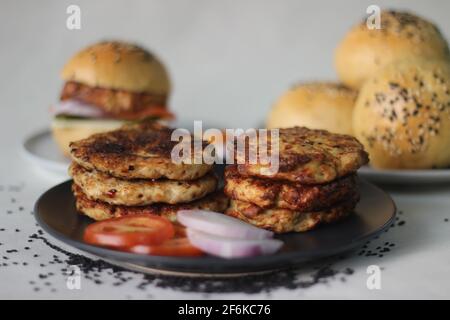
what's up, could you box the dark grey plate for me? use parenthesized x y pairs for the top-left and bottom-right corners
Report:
(34, 178), (396, 275)
(358, 165), (450, 184)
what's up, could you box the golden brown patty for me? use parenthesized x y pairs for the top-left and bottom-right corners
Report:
(70, 122), (213, 180)
(226, 197), (357, 233)
(236, 126), (369, 184)
(60, 81), (172, 120)
(70, 163), (218, 206)
(73, 183), (229, 221)
(224, 165), (358, 211)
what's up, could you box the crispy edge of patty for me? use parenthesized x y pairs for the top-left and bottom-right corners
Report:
(73, 183), (229, 221)
(235, 127), (369, 184)
(225, 196), (358, 233)
(70, 163), (218, 206)
(70, 122), (213, 180)
(224, 165), (358, 211)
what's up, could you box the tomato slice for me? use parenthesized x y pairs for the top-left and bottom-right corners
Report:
(84, 214), (175, 248)
(173, 223), (187, 237)
(127, 237), (204, 257)
(111, 106), (175, 121)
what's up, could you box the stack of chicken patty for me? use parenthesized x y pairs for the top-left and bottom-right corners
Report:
(69, 122), (228, 221)
(225, 127), (369, 233)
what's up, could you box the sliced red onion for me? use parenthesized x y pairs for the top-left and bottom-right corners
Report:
(50, 100), (105, 118)
(177, 210), (273, 240)
(187, 229), (283, 259)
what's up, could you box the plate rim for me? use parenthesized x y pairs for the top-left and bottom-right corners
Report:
(34, 179), (396, 274)
(22, 128), (70, 174)
(359, 165), (450, 177)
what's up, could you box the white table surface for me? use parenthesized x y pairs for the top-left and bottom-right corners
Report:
(1, 0), (450, 299)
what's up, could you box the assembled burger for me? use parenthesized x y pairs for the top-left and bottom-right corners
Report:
(51, 40), (173, 156)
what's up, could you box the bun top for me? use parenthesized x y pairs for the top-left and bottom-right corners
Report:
(335, 10), (450, 89)
(277, 82), (356, 102)
(61, 41), (170, 94)
(266, 82), (357, 135)
(353, 58), (450, 168)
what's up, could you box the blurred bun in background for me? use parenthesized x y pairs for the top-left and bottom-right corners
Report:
(52, 40), (173, 156)
(335, 10), (450, 89)
(61, 41), (170, 95)
(353, 58), (450, 169)
(266, 82), (357, 135)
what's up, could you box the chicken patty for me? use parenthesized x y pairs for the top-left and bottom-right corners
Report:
(224, 165), (358, 211)
(61, 81), (172, 120)
(70, 122), (213, 180)
(226, 196), (358, 233)
(235, 126), (369, 184)
(70, 163), (218, 206)
(73, 183), (229, 221)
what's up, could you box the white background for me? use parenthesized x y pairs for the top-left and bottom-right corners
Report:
(2, 0), (450, 135)
(1, 0), (450, 299)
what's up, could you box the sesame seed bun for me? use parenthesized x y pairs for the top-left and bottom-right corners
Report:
(61, 41), (170, 95)
(51, 118), (125, 157)
(266, 82), (357, 135)
(353, 58), (450, 169)
(335, 10), (450, 89)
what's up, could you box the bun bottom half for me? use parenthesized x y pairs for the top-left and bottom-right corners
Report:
(51, 118), (125, 157)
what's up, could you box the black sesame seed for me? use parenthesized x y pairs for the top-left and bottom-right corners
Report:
(29, 232), (358, 293)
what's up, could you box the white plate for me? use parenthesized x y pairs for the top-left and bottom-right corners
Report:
(358, 166), (450, 184)
(22, 129), (70, 175)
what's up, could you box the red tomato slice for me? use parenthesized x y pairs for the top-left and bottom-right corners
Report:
(111, 106), (175, 121)
(173, 223), (187, 237)
(127, 237), (204, 257)
(84, 214), (175, 248)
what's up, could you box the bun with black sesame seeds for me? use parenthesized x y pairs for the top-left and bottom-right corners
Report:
(335, 10), (450, 89)
(266, 82), (357, 135)
(353, 58), (450, 169)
